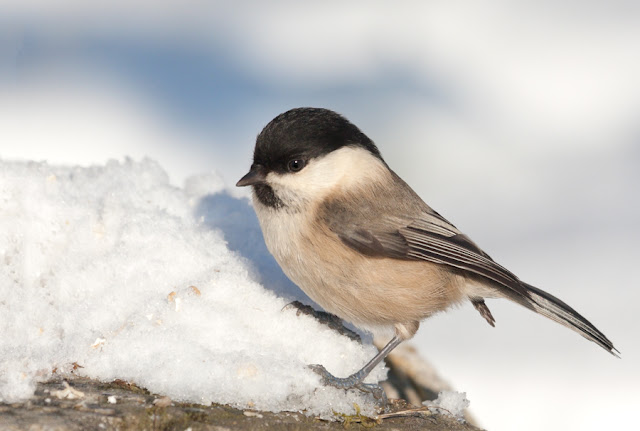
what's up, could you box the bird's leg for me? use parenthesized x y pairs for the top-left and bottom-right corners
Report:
(309, 335), (403, 401)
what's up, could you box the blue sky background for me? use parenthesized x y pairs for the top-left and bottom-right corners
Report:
(2, 2), (639, 430)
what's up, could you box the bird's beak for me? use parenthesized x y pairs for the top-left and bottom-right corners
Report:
(236, 165), (267, 187)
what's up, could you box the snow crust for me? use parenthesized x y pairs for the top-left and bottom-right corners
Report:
(424, 390), (470, 421)
(0, 158), (386, 416)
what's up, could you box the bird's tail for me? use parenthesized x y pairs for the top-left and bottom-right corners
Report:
(513, 282), (619, 356)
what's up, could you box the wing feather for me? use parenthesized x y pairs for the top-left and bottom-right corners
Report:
(322, 185), (527, 297)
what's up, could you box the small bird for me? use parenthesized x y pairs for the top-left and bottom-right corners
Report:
(237, 107), (618, 394)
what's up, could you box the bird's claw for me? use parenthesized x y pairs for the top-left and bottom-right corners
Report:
(308, 364), (336, 385)
(283, 302), (361, 342)
(308, 364), (387, 405)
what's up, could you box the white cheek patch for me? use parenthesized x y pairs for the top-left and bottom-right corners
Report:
(266, 146), (388, 202)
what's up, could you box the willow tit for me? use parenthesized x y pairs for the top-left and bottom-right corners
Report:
(237, 107), (618, 394)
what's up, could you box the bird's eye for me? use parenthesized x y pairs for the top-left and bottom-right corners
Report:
(287, 159), (305, 172)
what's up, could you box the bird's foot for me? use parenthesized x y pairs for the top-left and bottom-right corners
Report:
(309, 364), (387, 405)
(283, 301), (360, 342)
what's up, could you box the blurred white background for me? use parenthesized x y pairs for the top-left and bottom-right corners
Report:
(1, 1), (638, 429)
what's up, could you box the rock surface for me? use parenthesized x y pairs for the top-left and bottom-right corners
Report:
(0, 377), (483, 431)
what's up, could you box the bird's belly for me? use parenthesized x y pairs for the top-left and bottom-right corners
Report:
(256, 206), (465, 329)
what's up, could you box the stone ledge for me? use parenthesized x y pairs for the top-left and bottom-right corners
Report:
(0, 377), (483, 431)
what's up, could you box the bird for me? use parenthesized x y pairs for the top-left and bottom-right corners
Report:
(236, 107), (618, 395)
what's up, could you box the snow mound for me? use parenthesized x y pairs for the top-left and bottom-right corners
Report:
(0, 158), (386, 417)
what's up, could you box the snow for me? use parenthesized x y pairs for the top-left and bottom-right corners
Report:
(0, 157), (387, 417)
(424, 391), (470, 422)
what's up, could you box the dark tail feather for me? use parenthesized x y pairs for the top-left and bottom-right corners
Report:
(516, 282), (619, 357)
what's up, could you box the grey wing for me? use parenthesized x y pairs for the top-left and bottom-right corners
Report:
(336, 209), (528, 297)
(399, 219), (528, 296)
(319, 175), (529, 298)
